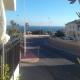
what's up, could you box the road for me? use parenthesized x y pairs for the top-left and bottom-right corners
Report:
(20, 43), (80, 80)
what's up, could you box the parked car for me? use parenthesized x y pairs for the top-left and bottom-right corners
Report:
(62, 36), (74, 40)
(68, 36), (74, 40)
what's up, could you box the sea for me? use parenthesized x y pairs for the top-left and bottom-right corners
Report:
(20, 26), (64, 33)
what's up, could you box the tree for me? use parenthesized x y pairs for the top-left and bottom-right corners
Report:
(32, 30), (44, 35)
(68, 0), (80, 4)
(10, 20), (15, 25)
(55, 30), (65, 37)
(8, 20), (21, 39)
(68, 0), (80, 18)
(76, 12), (80, 18)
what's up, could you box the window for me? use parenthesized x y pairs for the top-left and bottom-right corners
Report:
(73, 26), (74, 30)
(77, 25), (80, 31)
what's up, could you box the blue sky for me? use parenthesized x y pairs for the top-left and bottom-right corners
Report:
(6, 0), (80, 26)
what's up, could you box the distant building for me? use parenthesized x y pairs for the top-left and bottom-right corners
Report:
(25, 22), (29, 31)
(65, 20), (80, 40)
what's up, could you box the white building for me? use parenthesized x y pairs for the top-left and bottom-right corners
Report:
(0, 0), (20, 80)
(65, 20), (80, 40)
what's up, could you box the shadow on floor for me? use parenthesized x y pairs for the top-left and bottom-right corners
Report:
(20, 64), (80, 80)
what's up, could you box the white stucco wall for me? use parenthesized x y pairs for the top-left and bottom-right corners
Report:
(3, 0), (16, 11)
(65, 22), (80, 40)
(10, 64), (20, 80)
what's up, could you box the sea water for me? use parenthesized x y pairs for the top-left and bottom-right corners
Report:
(20, 26), (64, 32)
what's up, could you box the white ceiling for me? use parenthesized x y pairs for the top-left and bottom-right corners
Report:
(3, 0), (16, 11)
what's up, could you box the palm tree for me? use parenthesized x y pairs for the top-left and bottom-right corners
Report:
(68, 0), (80, 4)
(76, 12), (80, 18)
(68, 0), (80, 18)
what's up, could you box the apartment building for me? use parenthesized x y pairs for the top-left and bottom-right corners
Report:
(65, 20), (80, 40)
(0, 0), (20, 80)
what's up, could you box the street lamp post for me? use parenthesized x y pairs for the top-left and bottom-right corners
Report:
(48, 17), (52, 35)
(24, 23), (29, 56)
(24, 23), (26, 56)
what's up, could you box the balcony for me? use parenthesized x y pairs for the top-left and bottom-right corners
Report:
(0, 38), (20, 80)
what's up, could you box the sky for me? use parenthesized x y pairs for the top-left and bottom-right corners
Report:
(6, 0), (80, 26)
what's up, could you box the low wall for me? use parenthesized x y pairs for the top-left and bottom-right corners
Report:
(0, 38), (20, 80)
(10, 64), (20, 80)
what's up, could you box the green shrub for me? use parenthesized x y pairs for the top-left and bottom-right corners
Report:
(0, 64), (10, 80)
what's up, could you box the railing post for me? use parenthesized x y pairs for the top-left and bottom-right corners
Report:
(0, 45), (4, 80)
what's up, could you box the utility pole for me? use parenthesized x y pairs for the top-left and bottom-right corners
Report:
(24, 22), (29, 56)
(24, 23), (26, 56)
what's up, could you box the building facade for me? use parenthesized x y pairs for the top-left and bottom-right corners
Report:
(65, 20), (80, 40)
(0, 0), (20, 80)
